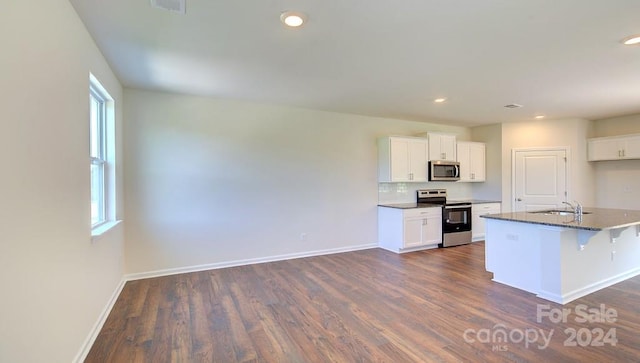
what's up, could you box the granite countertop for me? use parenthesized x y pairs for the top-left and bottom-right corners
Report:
(481, 207), (640, 231)
(378, 200), (502, 209)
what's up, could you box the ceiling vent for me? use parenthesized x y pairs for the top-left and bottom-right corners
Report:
(150, 0), (186, 14)
(504, 103), (523, 109)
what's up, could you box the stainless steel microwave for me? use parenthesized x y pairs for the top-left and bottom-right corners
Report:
(429, 160), (460, 181)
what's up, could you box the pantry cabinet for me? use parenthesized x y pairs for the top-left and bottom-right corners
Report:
(587, 134), (640, 161)
(472, 203), (501, 242)
(378, 206), (442, 253)
(378, 136), (429, 182)
(457, 141), (486, 182)
(428, 133), (457, 161)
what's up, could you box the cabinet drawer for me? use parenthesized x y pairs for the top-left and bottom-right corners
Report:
(473, 203), (501, 213)
(403, 207), (442, 219)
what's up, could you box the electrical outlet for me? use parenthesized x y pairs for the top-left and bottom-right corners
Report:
(300, 233), (307, 241)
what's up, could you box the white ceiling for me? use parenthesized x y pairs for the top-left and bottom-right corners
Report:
(69, 0), (640, 126)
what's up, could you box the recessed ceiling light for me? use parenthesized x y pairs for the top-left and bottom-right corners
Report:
(504, 103), (523, 109)
(280, 11), (306, 27)
(150, 0), (186, 14)
(622, 35), (640, 45)
(535, 115), (545, 119)
(434, 98), (447, 103)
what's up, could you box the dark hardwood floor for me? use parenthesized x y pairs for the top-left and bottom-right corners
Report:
(86, 243), (640, 362)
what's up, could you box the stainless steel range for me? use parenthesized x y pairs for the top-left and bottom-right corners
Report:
(417, 189), (472, 247)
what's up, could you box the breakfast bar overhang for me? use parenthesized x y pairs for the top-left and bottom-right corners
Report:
(482, 208), (640, 304)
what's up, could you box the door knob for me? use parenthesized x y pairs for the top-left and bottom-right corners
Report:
(516, 198), (523, 201)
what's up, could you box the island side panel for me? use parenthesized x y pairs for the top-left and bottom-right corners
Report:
(537, 227), (570, 303)
(484, 219), (542, 294)
(552, 226), (640, 303)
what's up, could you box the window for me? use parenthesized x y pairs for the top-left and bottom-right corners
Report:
(89, 75), (114, 229)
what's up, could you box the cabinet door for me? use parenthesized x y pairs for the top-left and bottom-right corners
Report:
(588, 138), (622, 161)
(389, 138), (411, 181)
(404, 217), (426, 248)
(429, 133), (457, 161)
(457, 142), (485, 182)
(622, 135), (640, 159)
(456, 142), (471, 181)
(423, 213), (443, 245)
(403, 207), (442, 248)
(469, 143), (486, 181)
(440, 134), (457, 161)
(408, 139), (428, 181)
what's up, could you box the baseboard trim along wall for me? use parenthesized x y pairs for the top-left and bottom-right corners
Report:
(125, 243), (378, 281)
(537, 267), (640, 304)
(73, 278), (127, 363)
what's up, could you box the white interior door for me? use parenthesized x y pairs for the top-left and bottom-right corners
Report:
(513, 148), (567, 212)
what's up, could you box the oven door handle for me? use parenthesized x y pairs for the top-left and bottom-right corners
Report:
(444, 205), (471, 209)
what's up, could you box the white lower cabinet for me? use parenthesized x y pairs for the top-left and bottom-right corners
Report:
(472, 203), (501, 242)
(378, 206), (442, 253)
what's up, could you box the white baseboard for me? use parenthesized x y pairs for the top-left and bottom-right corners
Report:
(548, 267), (640, 304)
(379, 244), (438, 254)
(73, 278), (127, 363)
(125, 243), (378, 281)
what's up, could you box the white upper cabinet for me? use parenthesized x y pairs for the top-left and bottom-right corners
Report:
(588, 134), (640, 161)
(378, 136), (429, 182)
(428, 133), (457, 161)
(457, 141), (486, 182)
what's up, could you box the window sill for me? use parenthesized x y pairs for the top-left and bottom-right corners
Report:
(91, 220), (122, 242)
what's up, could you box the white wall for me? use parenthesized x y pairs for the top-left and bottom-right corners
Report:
(0, 1), (125, 362)
(593, 113), (640, 137)
(592, 114), (640, 209)
(123, 89), (471, 273)
(499, 118), (596, 212)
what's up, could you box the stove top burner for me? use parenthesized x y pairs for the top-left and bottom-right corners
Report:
(416, 189), (471, 206)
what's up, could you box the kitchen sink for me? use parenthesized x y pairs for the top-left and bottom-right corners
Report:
(529, 210), (592, 216)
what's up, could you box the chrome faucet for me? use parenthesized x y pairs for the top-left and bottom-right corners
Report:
(563, 201), (583, 215)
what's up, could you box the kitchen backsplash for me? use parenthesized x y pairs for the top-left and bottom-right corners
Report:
(378, 182), (473, 204)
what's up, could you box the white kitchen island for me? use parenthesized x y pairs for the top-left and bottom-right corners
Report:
(482, 208), (640, 304)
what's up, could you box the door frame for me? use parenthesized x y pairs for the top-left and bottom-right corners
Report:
(511, 146), (571, 211)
